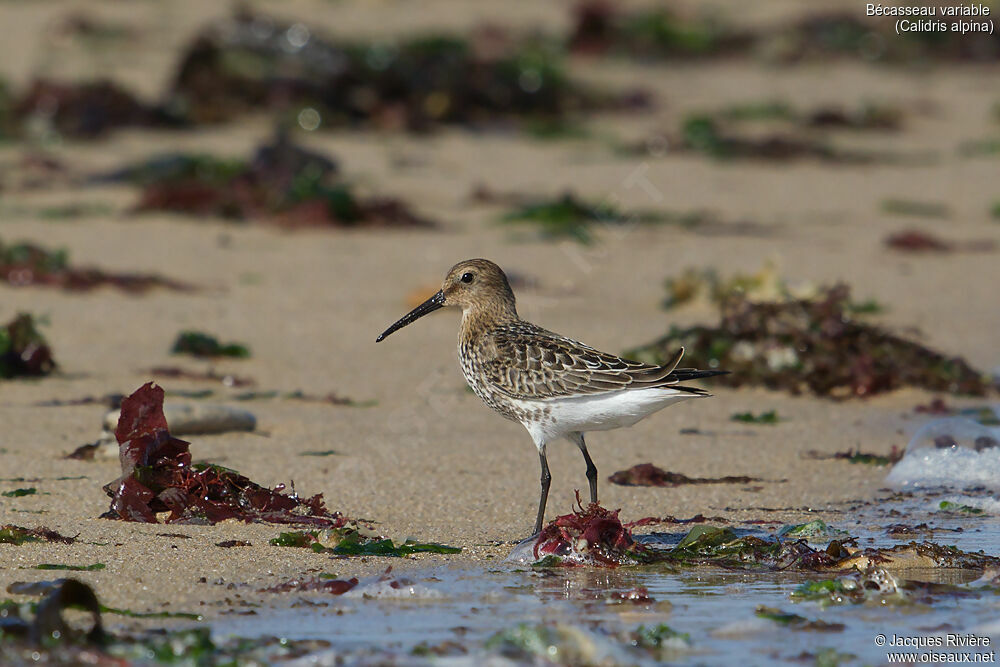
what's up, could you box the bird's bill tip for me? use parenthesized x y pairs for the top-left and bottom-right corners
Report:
(375, 290), (445, 342)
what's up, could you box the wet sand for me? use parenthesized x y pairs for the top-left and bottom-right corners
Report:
(1, 0), (999, 626)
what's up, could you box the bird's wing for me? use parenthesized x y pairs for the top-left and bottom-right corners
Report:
(480, 322), (687, 400)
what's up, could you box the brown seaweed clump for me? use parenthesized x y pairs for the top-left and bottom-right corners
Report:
(0, 238), (192, 292)
(0, 314), (56, 379)
(10, 78), (178, 139)
(102, 382), (347, 526)
(111, 133), (434, 228)
(627, 284), (988, 398)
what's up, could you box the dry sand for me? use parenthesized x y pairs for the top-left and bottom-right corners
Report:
(0, 0), (998, 627)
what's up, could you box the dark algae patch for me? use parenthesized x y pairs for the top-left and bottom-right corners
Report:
(102, 382), (348, 526)
(1, 488), (37, 498)
(117, 133), (435, 228)
(171, 331), (251, 359)
(0, 238), (192, 292)
(628, 283), (989, 397)
(169, 10), (624, 131)
(608, 463), (762, 487)
(0, 525), (75, 545)
(0, 314), (56, 379)
(755, 606), (844, 632)
(10, 78), (178, 140)
(568, 5), (1000, 65)
(805, 447), (904, 466)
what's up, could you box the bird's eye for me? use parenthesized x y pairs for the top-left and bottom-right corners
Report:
(460, 272), (475, 284)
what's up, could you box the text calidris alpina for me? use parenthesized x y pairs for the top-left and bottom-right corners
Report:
(376, 259), (728, 535)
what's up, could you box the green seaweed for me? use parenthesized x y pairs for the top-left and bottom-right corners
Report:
(330, 537), (461, 557)
(633, 624), (690, 648)
(730, 410), (780, 424)
(270, 528), (461, 556)
(2, 488), (37, 497)
(682, 115), (730, 158)
(485, 623), (563, 657)
(843, 452), (896, 466)
(501, 193), (665, 244)
(0, 525), (74, 545)
(938, 501), (984, 515)
(777, 520), (849, 539)
(34, 563), (106, 572)
(790, 579), (848, 601)
(269, 530), (318, 548)
(0, 527), (41, 545)
(171, 331), (250, 358)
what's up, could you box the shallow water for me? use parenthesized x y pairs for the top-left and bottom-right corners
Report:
(213, 491), (1000, 666)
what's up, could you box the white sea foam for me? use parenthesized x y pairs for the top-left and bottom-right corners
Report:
(885, 415), (1000, 491)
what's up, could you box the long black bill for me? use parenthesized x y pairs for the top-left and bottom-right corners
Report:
(375, 290), (445, 342)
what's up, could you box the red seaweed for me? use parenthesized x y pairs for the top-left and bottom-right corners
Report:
(533, 492), (648, 567)
(102, 383), (347, 526)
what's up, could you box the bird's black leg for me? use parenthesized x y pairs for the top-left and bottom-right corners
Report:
(579, 437), (598, 504)
(534, 451), (551, 536)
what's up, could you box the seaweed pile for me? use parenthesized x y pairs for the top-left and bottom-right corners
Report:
(628, 284), (988, 397)
(526, 503), (1000, 573)
(12, 78), (178, 140)
(0, 238), (191, 292)
(568, 2), (752, 59)
(523, 503), (855, 570)
(2, 9), (639, 140)
(168, 11), (620, 132)
(102, 382), (346, 525)
(567, 3), (1000, 64)
(106, 133), (433, 227)
(0, 314), (56, 379)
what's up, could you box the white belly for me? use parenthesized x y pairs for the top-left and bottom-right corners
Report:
(516, 388), (700, 444)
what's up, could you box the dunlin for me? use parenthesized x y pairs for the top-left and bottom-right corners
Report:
(377, 259), (727, 535)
